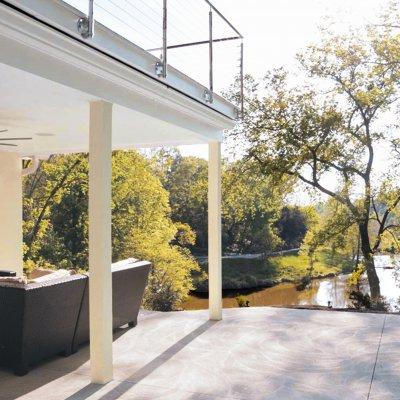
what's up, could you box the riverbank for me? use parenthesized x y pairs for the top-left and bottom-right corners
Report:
(183, 255), (400, 311)
(193, 249), (352, 292)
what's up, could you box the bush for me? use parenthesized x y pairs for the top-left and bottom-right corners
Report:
(347, 264), (365, 291)
(349, 291), (390, 311)
(143, 270), (181, 311)
(296, 275), (311, 291)
(349, 291), (371, 309)
(235, 295), (250, 307)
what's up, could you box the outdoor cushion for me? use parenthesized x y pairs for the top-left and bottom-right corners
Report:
(0, 276), (27, 287)
(29, 269), (71, 283)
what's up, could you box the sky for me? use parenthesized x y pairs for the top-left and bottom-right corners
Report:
(177, 0), (392, 205)
(180, 0), (388, 159)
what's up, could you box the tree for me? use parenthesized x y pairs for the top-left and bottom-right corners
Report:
(154, 150), (287, 254)
(301, 199), (360, 274)
(222, 159), (283, 253)
(23, 151), (199, 310)
(160, 153), (209, 252)
(275, 206), (308, 250)
(231, 24), (400, 298)
(23, 154), (85, 267)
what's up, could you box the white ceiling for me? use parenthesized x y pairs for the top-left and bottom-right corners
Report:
(0, 63), (215, 157)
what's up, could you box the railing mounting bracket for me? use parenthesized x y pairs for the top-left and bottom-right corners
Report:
(77, 17), (90, 38)
(77, 0), (94, 39)
(155, 61), (165, 78)
(203, 89), (213, 104)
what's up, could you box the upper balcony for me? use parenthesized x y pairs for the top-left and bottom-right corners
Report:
(0, 0), (243, 156)
(3, 0), (243, 120)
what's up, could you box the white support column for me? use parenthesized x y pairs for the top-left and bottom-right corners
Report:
(89, 101), (113, 384)
(0, 152), (23, 277)
(208, 141), (222, 320)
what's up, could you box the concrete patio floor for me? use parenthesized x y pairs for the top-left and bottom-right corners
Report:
(0, 307), (399, 400)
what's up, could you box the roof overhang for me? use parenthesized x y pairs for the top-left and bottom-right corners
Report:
(0, 1), (237, 157)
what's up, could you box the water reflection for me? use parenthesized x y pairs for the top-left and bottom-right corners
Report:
(183, 255), (400, 311)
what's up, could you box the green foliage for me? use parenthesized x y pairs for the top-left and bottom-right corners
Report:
(153, 150), (287, 254)
(349, 291), (372, 310)
(159, 152), (209, 251)
(349, 291), (390, 312)
(235, 295), (250, 307)
(23, 151), (199, 311)
(194, 250), (342, 291)
(227, 9), (400, 297)
(273, 250), (342, 279)
(301, 200), (359, 274)
(194, 258), (277, 291)
(143, 268), (183, 312)
(275, 206), (308, 250)
(23, 154), (85, 269)
(222, 160), (284, 253)
(296, 276), (312, 291)
(348, 263), (365, 292)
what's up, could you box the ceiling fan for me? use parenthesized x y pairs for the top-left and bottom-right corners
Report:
(0, 129), (32, 147)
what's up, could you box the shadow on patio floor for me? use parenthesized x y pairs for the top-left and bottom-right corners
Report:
(0, 327), (131, 400)
(65, 320), (217, 400)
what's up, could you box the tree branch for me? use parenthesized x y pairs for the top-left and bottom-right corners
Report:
(372, 192), (400, 252)
(25, 158), (82, 259)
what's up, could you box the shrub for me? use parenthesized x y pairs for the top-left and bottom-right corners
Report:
(349, 291), (371, 309)
(296, 275), (311, 291)
(349, 291), (390, 311)
(235, 295), (250, 307)
(143, 269), (181, 311)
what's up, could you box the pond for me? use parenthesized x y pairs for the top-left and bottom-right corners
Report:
(182, 255), (400, 311)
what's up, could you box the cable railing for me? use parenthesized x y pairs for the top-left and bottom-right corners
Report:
(71, 0), (243, 115)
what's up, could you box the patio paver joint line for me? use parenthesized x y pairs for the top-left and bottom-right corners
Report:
(367, 314), (387, 399)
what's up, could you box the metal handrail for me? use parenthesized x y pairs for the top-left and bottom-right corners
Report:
(204, 0), (243, 39)
(162, 0), (167, 78)
(76, 0), (244, 115)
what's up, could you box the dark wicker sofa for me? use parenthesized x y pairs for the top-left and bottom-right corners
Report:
(0, 259), (150, 376)
(71, 260), (151, 353)
(0, 274), (87, 376)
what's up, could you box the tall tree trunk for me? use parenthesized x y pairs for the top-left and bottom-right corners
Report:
(359, 223), (380, 299)
(355, 233), (361, 268)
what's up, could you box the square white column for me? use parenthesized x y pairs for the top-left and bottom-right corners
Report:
(208, 141), (222, 320)
(0, 152), (23, 277)
(89, 101), (113, 384)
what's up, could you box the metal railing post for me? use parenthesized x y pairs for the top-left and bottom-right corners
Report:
(77, 0), (94, 39)
(240, 41), (244, 117)
(162, 0), (167, 78)
(88, 0), (94, 38)
(209, 8), (214, 95)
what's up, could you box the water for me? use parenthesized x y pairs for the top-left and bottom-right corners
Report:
(183, 255), (400, 311)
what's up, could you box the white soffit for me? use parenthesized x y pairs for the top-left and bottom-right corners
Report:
(0, 0), (237, 157)
(0, 62), (222, 157)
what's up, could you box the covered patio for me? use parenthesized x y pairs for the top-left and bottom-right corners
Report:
(0, 0), (234, 385)
(1, 2), (399, 400)
(0, 307), (398, 400)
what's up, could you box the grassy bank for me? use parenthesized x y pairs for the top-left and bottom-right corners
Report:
(194, 249), (354, 291)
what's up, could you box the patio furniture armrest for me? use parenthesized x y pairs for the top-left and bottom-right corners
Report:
(72, 259), (151, 352)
